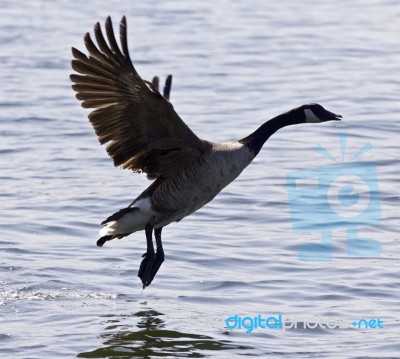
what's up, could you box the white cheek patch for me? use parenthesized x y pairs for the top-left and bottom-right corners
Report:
(304, 109), (321, 123)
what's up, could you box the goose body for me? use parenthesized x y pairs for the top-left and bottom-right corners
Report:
(100, 141), (254, 237)
(71, 16), (341, 288)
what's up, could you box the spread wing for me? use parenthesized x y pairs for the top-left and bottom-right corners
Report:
(70, 16), (208, 179)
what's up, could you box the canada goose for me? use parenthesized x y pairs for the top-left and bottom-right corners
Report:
(71, 16), (342, 288)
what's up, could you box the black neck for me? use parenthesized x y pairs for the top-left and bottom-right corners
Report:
(238, 109), (306, 155)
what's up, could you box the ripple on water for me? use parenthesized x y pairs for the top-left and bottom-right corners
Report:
(1, 0), (399, 358)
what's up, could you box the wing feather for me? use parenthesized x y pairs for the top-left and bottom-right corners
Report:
(71, 16), (208, 179)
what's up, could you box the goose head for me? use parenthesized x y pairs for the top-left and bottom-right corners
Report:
(299, 103), (342, 123)
(239, 103), (342, 155)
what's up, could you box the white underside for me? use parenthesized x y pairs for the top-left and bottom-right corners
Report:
(99, 197), (154, 237)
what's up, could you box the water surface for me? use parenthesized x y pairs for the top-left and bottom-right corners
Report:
(1, 0), (399, 358)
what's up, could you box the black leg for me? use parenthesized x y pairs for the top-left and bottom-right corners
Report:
(138, 225), (165, 288)
(138, 224), (156, 288)
(148, 227), (164, 282)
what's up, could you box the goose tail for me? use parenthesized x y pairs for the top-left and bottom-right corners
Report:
(97, 205), (151, 246)
(97, 235), (113, 247)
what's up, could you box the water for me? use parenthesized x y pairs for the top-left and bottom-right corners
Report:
(1, 0), (399, 357)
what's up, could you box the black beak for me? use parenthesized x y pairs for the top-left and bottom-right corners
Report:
(330, 112), (342, 121)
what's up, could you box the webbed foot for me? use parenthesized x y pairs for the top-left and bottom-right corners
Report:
(138, 225), (164, 288)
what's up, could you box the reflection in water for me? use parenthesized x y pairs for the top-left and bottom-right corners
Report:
(77, 310), (252, 358)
